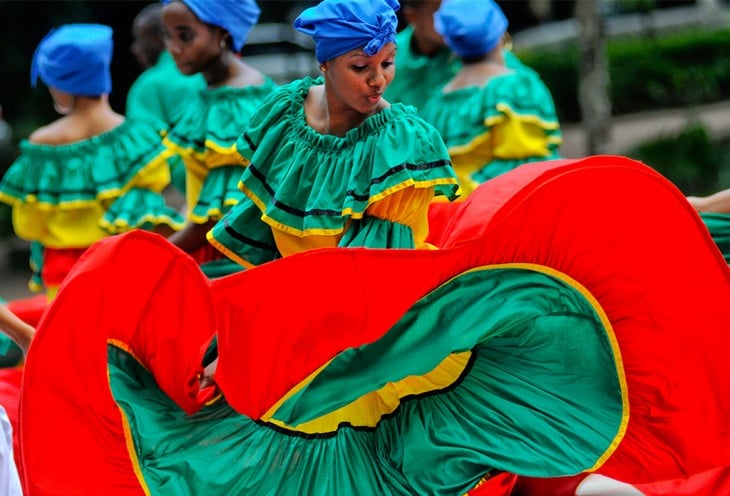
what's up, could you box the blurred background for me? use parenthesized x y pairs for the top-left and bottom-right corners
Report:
(1, 0), (729, 299)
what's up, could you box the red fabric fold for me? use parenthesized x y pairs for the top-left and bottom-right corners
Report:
(20, 156), (730, 493)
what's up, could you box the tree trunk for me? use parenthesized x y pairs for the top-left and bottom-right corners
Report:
(575, 0), (611, 155)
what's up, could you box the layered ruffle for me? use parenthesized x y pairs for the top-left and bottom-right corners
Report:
(188, 166), (245, 224)
(101, 188), (185, 233)
(0, 120), (171, 247)
(162, 80), (277, 223)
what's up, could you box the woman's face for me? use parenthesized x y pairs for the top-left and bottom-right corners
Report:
(404, 0), (445, 51)
(131, 16), (163, 69)
(161, 1), (225, 75)
(324, 43), (396, 116)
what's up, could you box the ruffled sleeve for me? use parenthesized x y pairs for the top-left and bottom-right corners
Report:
(208, 77), (458, 266)
(163, 79), (277, 224)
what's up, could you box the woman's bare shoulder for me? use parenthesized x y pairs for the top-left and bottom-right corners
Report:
(28, 119), (70, 145)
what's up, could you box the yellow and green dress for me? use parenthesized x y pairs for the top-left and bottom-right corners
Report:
(208, 76), (460, 267)
(161, 79), (277, 274)
(0, 120), (183, 294)
(126, 50), (206, 194)
(420, 68), (562, 196)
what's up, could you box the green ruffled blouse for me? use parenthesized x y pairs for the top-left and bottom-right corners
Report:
(163, 79), (278, 223)
(209, 77), (459, 267)
(0, 119), (182, 248)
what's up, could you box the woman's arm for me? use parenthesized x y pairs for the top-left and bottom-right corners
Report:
(688, 189), (730, 213)
(0, 304), (35, 355)
(167, 220), (217, 253)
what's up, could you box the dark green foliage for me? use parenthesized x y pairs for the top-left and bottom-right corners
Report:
(626, 124), (730, 195)
(614, 0), (657, 15)
(517, 28), (730, 123)
(518, 46), (581, 123)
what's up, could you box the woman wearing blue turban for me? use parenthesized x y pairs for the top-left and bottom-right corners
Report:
(159, 0), (277, 276)
(419, 0), (563, 195)
(207, 0), (458, 267)
(0, 23), (183, 297)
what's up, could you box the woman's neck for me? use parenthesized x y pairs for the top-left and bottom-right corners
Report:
(204, 52), (263, 89)
(410, 31), (444, 57)
(442, 50), (509, 92)
(30, 96), (123, 145)
(66, 96), (123, 134)
(71, 95), (113, 115)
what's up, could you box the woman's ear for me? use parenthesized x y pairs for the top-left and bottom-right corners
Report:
(215, 27), (230, 50)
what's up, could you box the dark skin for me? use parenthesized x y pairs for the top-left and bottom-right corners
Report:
(131, 3), (165, 69)
(161, 0), (263, 88)
(306, 44), (397, 137)
(402, 0), (446, 56)
(161, 0), (265, 252)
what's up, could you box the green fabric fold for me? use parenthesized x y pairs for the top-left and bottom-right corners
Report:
(190, 166), (245, 222)
(109, 268), (623, 495)
(338, 217), (415, 249)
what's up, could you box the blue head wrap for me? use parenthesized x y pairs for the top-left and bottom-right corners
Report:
(294, 0), (400, 64)
(31, 24), (113, 96)
(161, 0), (260, 52)
(434, 0), (508, 59)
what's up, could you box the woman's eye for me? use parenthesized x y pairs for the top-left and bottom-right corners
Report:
(351, 65), (367, 72)
(382, 61), (394, 69)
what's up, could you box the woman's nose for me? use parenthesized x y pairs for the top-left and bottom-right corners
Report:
(368, 70), (385, 87)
